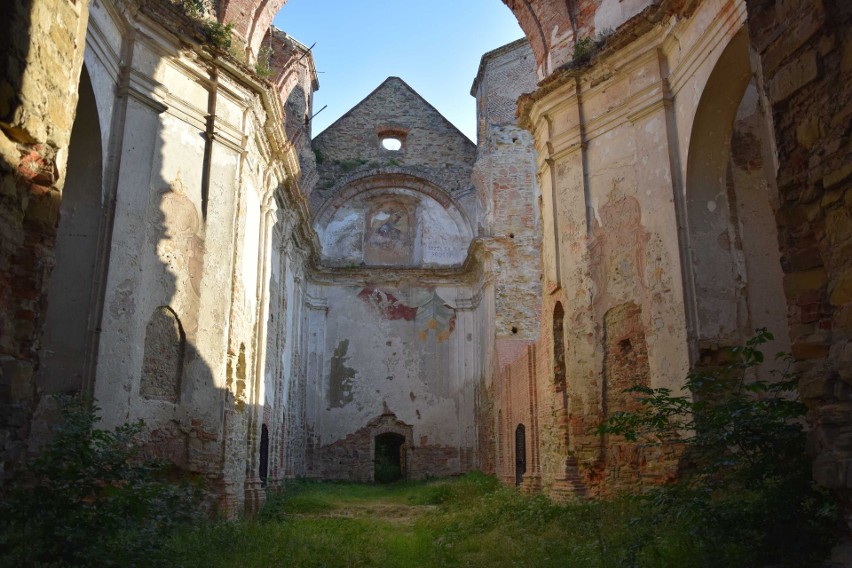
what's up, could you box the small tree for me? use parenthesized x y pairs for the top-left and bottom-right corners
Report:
(599, 329), (841, 566)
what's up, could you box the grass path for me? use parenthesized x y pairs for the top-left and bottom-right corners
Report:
(163, 472), (751, 568)
(166, 473), (657, 568)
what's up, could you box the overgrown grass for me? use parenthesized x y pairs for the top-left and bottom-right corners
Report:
(168, 472), (806, 568)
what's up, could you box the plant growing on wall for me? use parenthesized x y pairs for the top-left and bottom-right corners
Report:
(255, 46), (275, 79)
(598, 329), (841, 566)
(203, 21), (234, 51)
(572, 37), (595, 64)
(171, 0), (234, 52)
(0, 398), (201, 567)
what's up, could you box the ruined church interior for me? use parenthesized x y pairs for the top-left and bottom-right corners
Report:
(1, 0), (850, 561)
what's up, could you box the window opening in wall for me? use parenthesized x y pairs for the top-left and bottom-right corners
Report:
(381, 136), (402, 151)
(374, 432), (406, 483)
(515, 424), (526, 486)
(259, 423), (269, 485)
(553, 302), (569, 448)
(553, 303), (566, 390)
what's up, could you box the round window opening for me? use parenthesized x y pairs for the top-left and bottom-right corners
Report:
(381, 137), (402, 151)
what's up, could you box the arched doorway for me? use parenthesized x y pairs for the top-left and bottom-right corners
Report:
(374, 432), (406, 483)
(684, 29), (790, 364)
(515, 424), (526, 486)
(37, 64), (104, 395)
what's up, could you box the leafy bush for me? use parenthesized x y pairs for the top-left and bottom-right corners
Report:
(203, 21), (234, 50)
(572, 37), (595, 63)
(0, 399), (202, 568)
(599, 329), (842, 566)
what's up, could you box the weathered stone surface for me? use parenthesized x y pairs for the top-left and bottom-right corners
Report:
(744, 0), (852, 541)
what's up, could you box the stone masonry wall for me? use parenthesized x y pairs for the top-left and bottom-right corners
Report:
(311, 77), (476, 215)
(744, 0), (852, 545)
(0, 0), (90, 484)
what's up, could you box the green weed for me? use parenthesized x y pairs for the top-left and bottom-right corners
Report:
(0, 398), (201, 568)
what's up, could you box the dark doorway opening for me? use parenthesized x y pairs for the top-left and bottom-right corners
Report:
(374, 432), (406, 483)
(259, 424), (269, 485)
(515, 424), (526, 486)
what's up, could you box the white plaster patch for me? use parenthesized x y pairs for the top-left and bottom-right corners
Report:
(707, 200), (717, 212)
(595, 0), (653, 35)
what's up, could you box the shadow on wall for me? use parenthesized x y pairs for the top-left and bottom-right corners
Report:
(0, 0), (35, 484)
(0, 1), (31, 138)
(30, 31), (271, 513)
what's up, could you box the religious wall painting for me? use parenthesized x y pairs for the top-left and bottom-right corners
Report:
(363, 198), (415, 265)
(153, 175), (206, 336)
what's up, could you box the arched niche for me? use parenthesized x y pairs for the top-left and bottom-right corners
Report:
(684, 28), (789, 359)
(140, 306), (185, 403)
(37, 64), (104, 395)
(315, 185), (473, 268)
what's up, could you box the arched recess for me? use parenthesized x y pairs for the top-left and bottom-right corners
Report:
(684, 28), (789, 361)
(37, 64), (104, 395)
(141, 306), (186, 402)
(369, 412), (413, 482)
(315, 182), (474, 268)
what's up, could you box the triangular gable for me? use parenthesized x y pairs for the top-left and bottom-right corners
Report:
(314, 77), (475, 148)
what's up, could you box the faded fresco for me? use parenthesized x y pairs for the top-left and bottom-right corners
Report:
(363, 199), (415, 265)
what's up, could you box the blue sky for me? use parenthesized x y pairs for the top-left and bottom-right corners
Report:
(272, 0), (524, 142)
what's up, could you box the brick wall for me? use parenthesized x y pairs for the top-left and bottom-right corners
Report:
(471, 40), (542, 341)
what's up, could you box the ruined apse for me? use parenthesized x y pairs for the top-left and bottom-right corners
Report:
(301, 78), (488, 481)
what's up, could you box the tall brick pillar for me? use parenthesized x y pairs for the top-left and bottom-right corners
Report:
(0, 0), (90, 483)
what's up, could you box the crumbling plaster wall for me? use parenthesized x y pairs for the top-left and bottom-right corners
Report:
(471, 40), (542, 342)
(503, 0), (780, 498)
(469, 39), (544, 487)
(501, 0), (656, 80)
(304, 78), (486, 481)
(0, 0), (318, 516)
(304, 275), (487, 481)
(264, 218), (311, 483)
